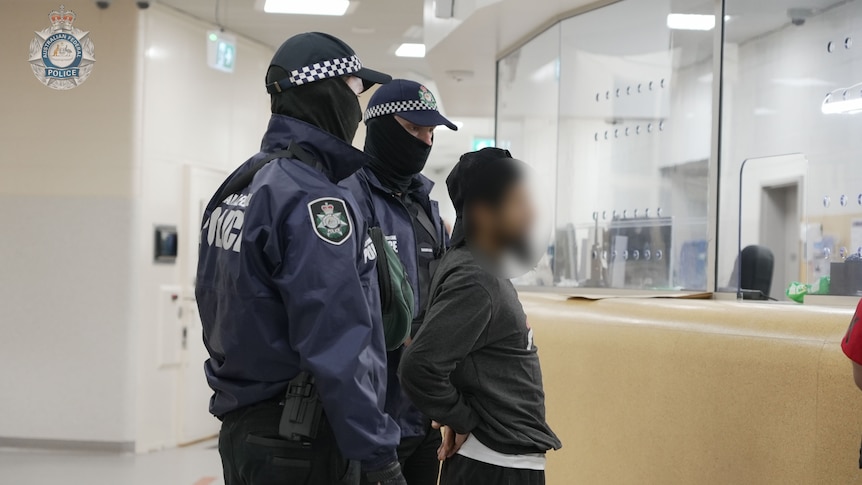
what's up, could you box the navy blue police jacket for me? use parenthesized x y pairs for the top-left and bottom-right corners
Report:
(341, 167), (449, 439)
(196, 115), (399, 470)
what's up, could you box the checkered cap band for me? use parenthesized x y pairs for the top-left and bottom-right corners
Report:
(289, 55), (362, 86)
(364, 100), (436, 122)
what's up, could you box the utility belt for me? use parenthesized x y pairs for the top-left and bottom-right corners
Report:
(278, 371), (324, 442)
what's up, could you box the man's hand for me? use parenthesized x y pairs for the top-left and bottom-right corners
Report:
(432, 421), (469, 460)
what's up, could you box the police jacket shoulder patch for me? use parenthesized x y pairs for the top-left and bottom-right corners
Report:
(308, 197), (352, 245)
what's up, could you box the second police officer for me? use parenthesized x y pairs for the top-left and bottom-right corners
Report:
(343, 80), (458, 485)
(196, 33), (407, 485)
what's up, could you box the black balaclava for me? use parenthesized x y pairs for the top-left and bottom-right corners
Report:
(267, 67), (362, 144)
(364, 114), (432, 192)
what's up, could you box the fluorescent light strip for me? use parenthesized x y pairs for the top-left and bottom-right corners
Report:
(822, 84), (862, 114)
(822, 99), (862, 114)
(666, 13), (716, 31)
(395, 43), (426, 58)
(264, 0), (350, 16)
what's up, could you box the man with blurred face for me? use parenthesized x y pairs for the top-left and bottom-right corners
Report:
(196, 32), (407, 485)
(400, 148), (562, 485)
(343, 80), (457, 484)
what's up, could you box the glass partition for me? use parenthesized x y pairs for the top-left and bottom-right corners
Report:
(496, 25), (560, 285)
(498, 0), (862, 300)
(718, 0), (862, 300)
(497, 0), (714, 291)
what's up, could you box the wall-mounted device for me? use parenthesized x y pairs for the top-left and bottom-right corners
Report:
(154, 225), (178, 263)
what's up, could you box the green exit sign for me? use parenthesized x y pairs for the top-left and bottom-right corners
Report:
(207, 31), (236, 73)
(472, 137), (495, 151)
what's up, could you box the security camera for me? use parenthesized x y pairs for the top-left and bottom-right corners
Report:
(788, 8), (814, 26)
(136, 1), (151, 8)
(94, 0), (111, 9)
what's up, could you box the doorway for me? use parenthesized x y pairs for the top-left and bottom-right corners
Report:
(760, 182), (801, 301)
(176, 165), (227, 445)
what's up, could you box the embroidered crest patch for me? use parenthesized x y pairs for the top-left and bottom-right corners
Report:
(418, 85), (437, 109)
(308, 198), (352, 245)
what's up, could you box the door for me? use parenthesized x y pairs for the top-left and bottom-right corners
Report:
(760, 183), (801, 300)
(177, 165), (227, 445)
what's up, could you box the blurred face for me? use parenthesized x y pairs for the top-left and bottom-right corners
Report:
(473, 181), (536, 260)
(395, 115), (435, 146)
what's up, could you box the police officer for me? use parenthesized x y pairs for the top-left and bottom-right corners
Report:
(343, 80), (457, 485)
(196, 32), (406, 485)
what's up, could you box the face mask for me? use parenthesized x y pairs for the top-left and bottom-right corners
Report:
(270, 76), (362, 144)
(364, 115), (432, 192)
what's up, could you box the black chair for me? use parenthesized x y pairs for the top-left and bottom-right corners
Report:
(729, 245), (775, 299)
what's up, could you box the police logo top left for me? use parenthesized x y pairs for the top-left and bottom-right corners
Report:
(29, 5), (96, 90)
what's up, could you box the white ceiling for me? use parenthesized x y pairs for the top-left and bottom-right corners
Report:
(157, 0), (431, 80)
(155, 0), (489, 188)
(424, 0), (852, 118)
(155, 0), (854, 122)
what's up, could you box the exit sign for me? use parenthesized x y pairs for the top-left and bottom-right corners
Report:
(207, 31), (236, 73)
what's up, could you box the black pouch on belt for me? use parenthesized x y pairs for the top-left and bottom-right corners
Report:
(279, 371), (323, 441)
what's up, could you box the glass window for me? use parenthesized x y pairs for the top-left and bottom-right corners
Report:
(496, 0), (715, 290)
(496, 24), (560, 286)
(718, 0), (862, 300)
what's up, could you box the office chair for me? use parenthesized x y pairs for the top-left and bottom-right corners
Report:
(729, 245), (775, 300)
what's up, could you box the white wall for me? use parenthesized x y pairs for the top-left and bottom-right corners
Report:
(132, 5), (273, 451)
(0, 1), (272, 451)
(0, 0), (139, 447)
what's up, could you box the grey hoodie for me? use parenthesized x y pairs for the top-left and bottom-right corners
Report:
(399, 245), (562, 455)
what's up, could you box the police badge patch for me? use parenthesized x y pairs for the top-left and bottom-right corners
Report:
(418, 85), (437, 110)
(29, 5), (96, 90)
(308, 198), (352, 245)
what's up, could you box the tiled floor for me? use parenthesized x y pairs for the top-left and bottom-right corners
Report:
(0, 441), (223, 485)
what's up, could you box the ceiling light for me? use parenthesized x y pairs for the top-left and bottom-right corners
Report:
(667, 13), (716, 31)
(822, 85), (862, 114)
(395, 43), (426, 58)
(264, 0), (350, 16)
(773, 77), (833, 88)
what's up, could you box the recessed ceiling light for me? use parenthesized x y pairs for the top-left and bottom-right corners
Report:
(666, 13), (716, 31)
(264, 0), (350, 16)
(395, 43), (426, 58)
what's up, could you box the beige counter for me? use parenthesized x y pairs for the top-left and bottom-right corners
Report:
(521, 293), (860, 484)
